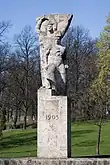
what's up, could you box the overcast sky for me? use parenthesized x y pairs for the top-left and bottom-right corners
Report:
(0, 0), (110, 42)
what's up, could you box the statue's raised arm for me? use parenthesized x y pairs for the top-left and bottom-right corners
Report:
(55, 14), (73, 39)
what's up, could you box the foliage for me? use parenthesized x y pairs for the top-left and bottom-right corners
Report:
(89, 14), (110, 155)
(90, 14), (110, 119)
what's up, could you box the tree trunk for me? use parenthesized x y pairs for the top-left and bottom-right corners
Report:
(13, 110), (18, 129)
(1, 110), (6, 130)
(0, 111), (3, 137)
(96, 117), (102, 155)
(0, 128), (3, 138)
(7, 109), (10, 122)
(24, 114), (27, 129)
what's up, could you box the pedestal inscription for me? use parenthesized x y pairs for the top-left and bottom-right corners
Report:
(37, 88), (68, 158)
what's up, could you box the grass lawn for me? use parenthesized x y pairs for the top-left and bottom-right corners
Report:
(0, 121), (110, 158)
(71, 121), (110, 156)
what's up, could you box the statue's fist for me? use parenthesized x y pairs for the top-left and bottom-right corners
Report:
(65, 64), (68, 69)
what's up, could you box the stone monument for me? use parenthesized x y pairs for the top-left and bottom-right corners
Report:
(36, 14), (73, 158)
(1, 13), (110, 165)
(0, 13), (109, 165)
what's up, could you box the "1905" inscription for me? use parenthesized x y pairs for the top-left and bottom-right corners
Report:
(45, 114), (59, 120)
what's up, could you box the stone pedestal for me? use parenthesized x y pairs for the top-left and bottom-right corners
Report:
(37, 88), (70, 158)
(1, 158), (110, 165)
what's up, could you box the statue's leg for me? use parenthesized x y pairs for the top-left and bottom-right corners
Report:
(40, 60), (46, 87)
(40, 49), (50, 88)
(47, 63), (56, 89)
(40, 64), (50, 88)
(58, 63), (66, 84)
(57, 63), (66, 95)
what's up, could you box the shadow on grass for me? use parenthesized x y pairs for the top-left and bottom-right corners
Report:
(0, 131), (37, 150)
(0, 149), (37, 158)
(0, 149), (36, 154)
(71, 129), (95, 138)
(72, 140), (96, 147)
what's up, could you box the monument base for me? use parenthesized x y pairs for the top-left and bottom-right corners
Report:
(37, 88), (70, 158)
(1, 158), (110, 165)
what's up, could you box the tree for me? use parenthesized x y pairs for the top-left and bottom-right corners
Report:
(0, 20), (11, 136)
(0, 44), (11, 136)
(63, 26), (97, 121)
(13, 25), (40, 129)
(0, 21), (11, 43)
(90, 14), (110, 155)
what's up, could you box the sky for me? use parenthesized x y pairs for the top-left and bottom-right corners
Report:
(0, 0), (110, 42)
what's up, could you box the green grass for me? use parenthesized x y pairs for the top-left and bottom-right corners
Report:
(0, 121), (110, 158)
(71, 121), (110, 156)
(0, 129), (37, 158)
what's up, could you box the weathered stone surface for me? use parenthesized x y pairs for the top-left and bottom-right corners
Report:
(1, 158), (110, 165)
(37, 88), (68, 158)
(36, 14), (73, 94)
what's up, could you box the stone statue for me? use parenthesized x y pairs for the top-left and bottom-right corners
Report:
(36, 14), (73, 93)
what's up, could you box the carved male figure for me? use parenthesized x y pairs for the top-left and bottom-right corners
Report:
(36, 14), (73, 93)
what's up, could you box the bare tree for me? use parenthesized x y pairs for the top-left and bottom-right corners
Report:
(0, 20), (11, 135)
(0, 43), (11, 135)
(13, 25), (40, 129)
(63, 26), (97, 121)
(0, 21), (11, 43)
